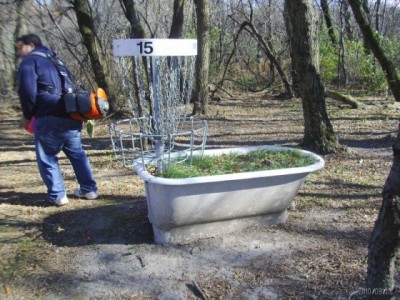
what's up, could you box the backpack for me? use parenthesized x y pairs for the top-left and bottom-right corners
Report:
(31, 52), (109, 120)
(64, 87), (109, 121)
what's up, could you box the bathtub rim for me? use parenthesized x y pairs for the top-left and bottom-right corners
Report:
(133, 145), (325, 185)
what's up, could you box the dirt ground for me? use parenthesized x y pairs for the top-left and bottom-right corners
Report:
(1, 92), (400, 299)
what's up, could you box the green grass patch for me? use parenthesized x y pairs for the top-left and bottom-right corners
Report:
(160, 149), (318, 179)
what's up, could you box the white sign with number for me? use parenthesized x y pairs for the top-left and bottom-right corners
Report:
(113, 39), (197, 56)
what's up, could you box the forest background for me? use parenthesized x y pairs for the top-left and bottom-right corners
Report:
(1, 0), (399, 108)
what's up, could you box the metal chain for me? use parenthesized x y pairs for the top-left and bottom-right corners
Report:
(120, 55), (196, 139)
(111, 53), (204, 172)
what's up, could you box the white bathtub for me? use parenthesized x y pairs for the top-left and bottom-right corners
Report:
(133, 145), (324, 244)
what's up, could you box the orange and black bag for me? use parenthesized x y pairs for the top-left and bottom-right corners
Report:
(65, 88), (109, 120)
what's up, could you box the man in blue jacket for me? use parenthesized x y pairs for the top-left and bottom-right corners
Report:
(17, 33), (98, 206)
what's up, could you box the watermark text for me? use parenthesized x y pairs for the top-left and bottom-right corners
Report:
(358, 287), (398, 296)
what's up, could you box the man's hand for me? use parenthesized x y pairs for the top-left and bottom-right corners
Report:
(19, 116), (30, 130)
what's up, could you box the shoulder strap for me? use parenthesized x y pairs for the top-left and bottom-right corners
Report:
(30, 52), (75, 92)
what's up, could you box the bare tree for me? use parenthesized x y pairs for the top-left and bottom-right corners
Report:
(12, 0), (27, 89)
(364, 143), (400, 296)
(192, 0), (210, 115)
(320, 0), (338, 45)
(225, 17), (293, 97)
(169, 0), (185, 39)
(341, 0), (354, 40)
(118, 0), (148, 119)
(69, 0), (115, 109)
(284, 0), (338, 154)
(348, 0), (400, 294)
(119, 0), (145, 38)
(348, 0), (400, 102)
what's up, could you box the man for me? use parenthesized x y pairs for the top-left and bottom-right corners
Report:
(16, 33), (98, 206)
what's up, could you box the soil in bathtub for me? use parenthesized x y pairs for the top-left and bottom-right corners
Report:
(154, 149), (318, 178)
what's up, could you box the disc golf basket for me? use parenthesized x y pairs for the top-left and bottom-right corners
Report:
(109, 39), (207, 173)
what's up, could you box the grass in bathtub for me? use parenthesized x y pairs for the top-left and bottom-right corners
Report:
(151, 149), (318, 179)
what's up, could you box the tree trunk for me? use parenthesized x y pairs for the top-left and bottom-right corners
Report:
(320, 0), (338, 45)
(284, 0), (338, 155)
(348, 1), (400, 293)
(348, 0), (400, 102)
(342, 1), (354, 40)
(119, 0), (152, 151)
(169, 0), (185, 39)
(120, 0), (145, 38)
(119, 0), (147, 120)
(192, 0), (210, 115)
(70, 0), (114, 108)
(325, 90), (363, 108)
(366, 126), (400, 298)
(13, 0), (27, 90)
(374, 0), (381, 33)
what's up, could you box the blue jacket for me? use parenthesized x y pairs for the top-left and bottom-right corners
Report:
(18, 46), (71, 120)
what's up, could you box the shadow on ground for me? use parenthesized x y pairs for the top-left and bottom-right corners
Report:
(42, 198), (154, 246)
(0, 191), (48, 206)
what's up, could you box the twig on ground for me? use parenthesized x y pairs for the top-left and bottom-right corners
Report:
(186, 280), (208, 300)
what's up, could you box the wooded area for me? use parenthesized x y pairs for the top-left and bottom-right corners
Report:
(2, 1), (399, 106)
(1, 0), (400, 297)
